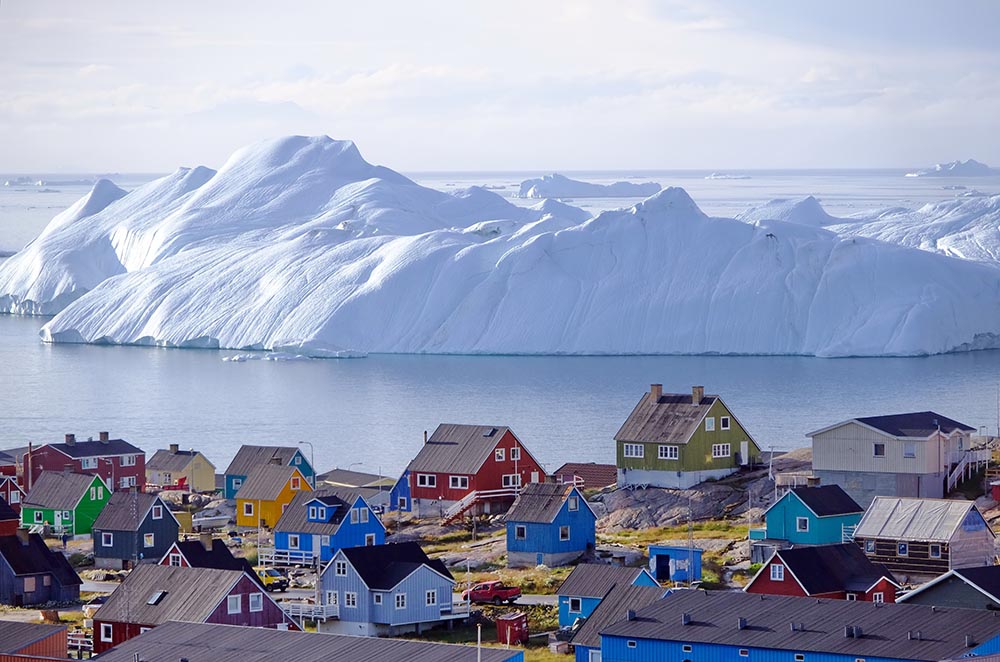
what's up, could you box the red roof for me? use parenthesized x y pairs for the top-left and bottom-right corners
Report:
(553, 462), (617, 489)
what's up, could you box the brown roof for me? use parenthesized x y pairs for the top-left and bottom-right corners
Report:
(234, 464), (305, 501)
(223, 445), (299, 477)
(553, 462), (617, 489)
(614, 389), (717, 444)
(93, 491), (176, 531)
(505, 482), (585, 524)
(147, 448), (211, 473)
(407, 424), (520, 475)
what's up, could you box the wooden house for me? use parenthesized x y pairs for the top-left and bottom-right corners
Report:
(92, 564), (298, 654)
(234, 463), (311, 529)
(0, 622), (67, 658)
(553, 462), (618, 490)
(505, 482), (596, 568)
(146, 444), (216, 493)
(0, 475), (25, 513)
(555, 563), (658, 628)
(809, 411), (983, 506)
(0, 450), (15, 477)
(569, 582), (668, 662)
(272, 489), (385, 565)
(0, 496), (82, 606)
(615, 384), (761, 489)
(223, 445), (314, 499)
(317, 541), (467, 636)
(159, 535), (259, 578)
(853, 497), (996, 579)
(745, 543), (899, 602)
(399, 424), (545, 519)
(897, 566), (1000, 610)
(749, 485), (864, 563)
(21, 471), (110, 536)
(28, 432), (146, 492)
(92, 492), (179, 569)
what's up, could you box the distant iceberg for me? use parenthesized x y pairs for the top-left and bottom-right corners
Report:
(736, 196), (845, 228)
(705, 173), (751, 180)
(516, 173), (661, 198)
(905, 159), (992, 177)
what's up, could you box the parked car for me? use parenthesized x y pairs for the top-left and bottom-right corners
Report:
(462, 580), (521, 605)
(255, 566), (289, 592)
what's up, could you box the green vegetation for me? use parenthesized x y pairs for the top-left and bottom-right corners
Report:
(597, 519), (746, 547)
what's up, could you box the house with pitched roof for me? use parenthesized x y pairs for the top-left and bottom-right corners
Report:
(898, 566), (1000, 610)
(809, 411), (983, 506)
(235, 463), (311, 529)
(0, 621), (68, 658)
(569, 582), (668, 662)
(223, 445), (314, 499)
(553, 462), (618, 490)
(272, 488), (385, 565)
(317, 541), (468, 636)
(28, 432), (146, 492)
(92, 564), (298, 654)
(92, 492), (179, 569)
(749, 485), (864, 563)
(0, 474), (26, 513)
(505, 482), (596, 568)
(21, 471), (110, 536)
(615, 384), (761, 489)
(0, 449), (15, 477)
(159, 535), (259, 578)
(397, 424), (545, 520)
(0, 496), (82, 606)
(146, 443), (216, 493)
(555, 563), (658, 628)
(745, 543), (899, 602)
(853, 497), (996, 579)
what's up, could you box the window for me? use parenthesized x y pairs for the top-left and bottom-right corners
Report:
(872, 592), (884, 604)
(495, 448), (506, 462)
(569, 597), (582, 613)
(771, 564), (784, 581)
(243, 502), (254, 517)
(502, 474), (522, 488)
(100, 624), (113, 642)
(151, 505), (162, 520)
(345, 592), (358, 608)
(659, 445), (679, 460)
(930, 544), (942, 558)
(9, 491), (18, 504)
(360, 508), (369, 523)
(682, 645), (693, 653)
(450, 475), (469, 490)
(335, 560), (347, 576)
(119, 476), (136, 489)
(169, 553), (182, 567)
(365, 533), (376, 546)
(33, 510), (43, 524)
(515, 525), (527, 540)
(398, 497), (407, 510)
(288, 534), (300, 549)
(721, 416), (731, 430)
(739, 650), (749, 657)
(63, 510), (72, 521)
(227, 595), (241, 614)
(350, 508), (359, 524)
(121, 455), (136, 467)
(309, 506), (318, 519)
(102, 532), (114, 547)
(846, 593), (857, 601)
(294, 456), (301, 465)
(865, 540), (875, 553)
(416, 474), (436, 488)
(327, 591), (338, 606)
(560, 525), (570, 541)
(705, 417), (716, 431)
(81, 458), (98, 469)
(24, 576), (35, 592)
(897, 542), (908, 557)
(374, 593), (383, 605)
(43, 574), (51, 586)
(317, 507), (326, 520)
(89, 487), (97, 501)
(143, 533), (155, 548)
(290, 476), (301, 490)
(321, 534), (330, 547)
(97, 485), (104, 499)
(232, 478), (242, 490)
(795, 655), (805, 662)
(510, 447), (521, 461)
(873, 443), (886, 457)
(395, 592), (407, 609)
(796, 517), (809, 532)
(627, 641), (637, 649)
(568, 496), (579, 511)
(249, 592), (263, 612)
(903, 442), (916, 459)
(623, 443), (644, 458)
(712, 444), (731, 458)
(426, 589), (437, 606)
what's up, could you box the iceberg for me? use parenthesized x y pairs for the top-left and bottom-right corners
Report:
(905, 159), (992, 177)
(516, 173), (661, 198)
(736, 196), (847, 228)
(705, 173), (751, 180)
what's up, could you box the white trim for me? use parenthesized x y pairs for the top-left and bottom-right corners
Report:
(895, 569), (991, 604)
(744, 551), (810, 596)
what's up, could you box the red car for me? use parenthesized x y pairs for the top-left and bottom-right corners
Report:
(462, 580), (522, 605)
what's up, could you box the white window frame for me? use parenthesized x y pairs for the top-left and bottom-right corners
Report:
(227, 594), (241, 614)
(243, 502), (254, 517)
(559, 525), (570, 541)
(308, 506), (318, 520)
(102, 532), (114, 547)
(425, 589), (437, 606)
(288, 534), (300, 550)
(495, 448), (506, 462)
(864, 540), (875, 553)
(795, 656), (805, 662)
(33, 510), (43, 524)
(623, 443), (644, 459)
(796, 517), (809, 532)
(317, 507), (326, 520)
(705, 417), (716, 431)
(450, 475), (469, 490)
(290, 476), (301, 490)
(395, 592), (407, 609)
(350, 508), (359, 524)
(373, 593), (383, 605)
(712, 443), (731, 458)
(627, 641), (637, 649)
(397, 497), (407, 510)
(143, 533), (155, 548)
(169, 553), (182, 567)
(872, 592), (884, 604)
(89, 487), (97, 501)
(721, 416), (731, 430)
(515, 525), (527, 540)
(100, 623), (113, 642)
(8, 491), (19, 504)
(682, 645), (693, 653)
(770, 564), (784, 581)
(232, 478), (243, 491)
(249, 592), (263, 612)
(903, 442), (916, 459)
(502, 474), (521, 488)
(335, 560), (347, 576)
(121, 455), (136, 467)
(510, 447), (521, 461)
(658, 445), (679, 460)
(930, 543), (942, 558)
(568, 495), (579, 511)
(416, 473), (436, 488)
(321, 534), (331, 547)
(360, 507), (369, 523)
(62, 510), (72, 521)
(846, 593), (857, 601)
(365, 533), (376, 546)
(345, 592), (358, 608)
(81, 458), (98, 470)
(873, 443), (886, 457)
(739, 650), (749, 657)
(897, 542), (908, 557)
(569, 597), (582, 613)
(151, 505), (162, 520)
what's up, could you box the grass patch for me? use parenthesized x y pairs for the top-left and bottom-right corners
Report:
(598, 519), (746, 547)
(456, 565), (574, 596)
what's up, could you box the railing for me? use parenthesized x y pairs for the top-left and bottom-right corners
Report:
(441, 601), (471, 618)
(748, 528), (767, 541)
(443, 487), (520, 521)
(284, 602), (339, 621)
(258, 547), (315, 565)
(842, 524), (857, 543)
(948, 449), (990, 492)
(68, 630), (93, 657)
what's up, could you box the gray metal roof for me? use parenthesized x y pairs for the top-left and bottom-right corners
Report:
(147, 448), (209, 473)
(0, 621), (67, 654)
(854, 497), (993, 543)
(614, 389), (717, 444)
(233, 464), (304, 501)
(93, 491), (174, 531)
(23, 471), (98, 510)
(557, 564), (656, 599)
(94, 564), (246, 625)
(274, 488), (360, 535)
(601, 589), (1000, 661)
(317, 468), (388, 488)
(406, 424), (514, 474)
(94, 620), (521, 662)
(571, 583), (668, 649)
(223, 445), (299, 477)
(505, 482), (579, 524)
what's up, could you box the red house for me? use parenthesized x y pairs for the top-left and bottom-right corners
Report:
(0, 450), (15, 477)
(745, 543), (899, 602)
(92, 564), (297, 653)
(0, 476), (25, 513)
(28, 433), (146, 493)
(404, 424), (545, 519)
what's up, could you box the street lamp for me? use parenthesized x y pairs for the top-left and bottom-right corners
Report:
(348, 462), (364, 473)
(298, 441), (316, 487)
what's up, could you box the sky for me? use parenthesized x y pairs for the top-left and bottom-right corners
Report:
(2, 0), (999, 172)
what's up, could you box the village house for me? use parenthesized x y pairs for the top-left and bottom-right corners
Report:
(505, 482), (596, 568)
(28, 433), (146, 492)
(0, 450), (15, 476)
(92, 491), (179, 569)
(20, 470), (111, 536)
(749, 484), (864, 563)
(317, 541), (468, 636)
(159, 534), (259, 580)
(569, 582), (668, 662)
(597, 591), (1000, 662)
(271, 488), (385, 565)
(394, 424), (545, 520)
(0, 474), (26, 513)
(648, 545), (703, 583)
(553, 462), (618, 490)
(92, 564), (298, 654)
(897, 566), (1000, 610)
(234, 463), (311, 529)
(0, 621), (68, 659)
(556, 563), (659, 629)
(222, 444), (314, 499)
(0, 496), (81, 606)
(744, 543), (899, 602)
(615, 384), (762, 489)
(853, 497), (996, 580)
(145, 443), (216, 493)
(809, 411), (984, 506)
(318, 468), (394, 511)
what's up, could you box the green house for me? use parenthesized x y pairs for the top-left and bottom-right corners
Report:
(615, 384), (762, 489)
(21, 471), (111, 536)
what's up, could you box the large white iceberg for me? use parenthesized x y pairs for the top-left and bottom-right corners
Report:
(905, 159), (992, 177)
(3, 135), (1000, 358)
(517, 173), (661, 198)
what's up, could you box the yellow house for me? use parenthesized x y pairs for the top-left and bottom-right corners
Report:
(146, 444), (217, 493)
(235, 464), (311, 528)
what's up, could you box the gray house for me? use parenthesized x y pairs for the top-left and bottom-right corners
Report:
(93, 492), (179, 569)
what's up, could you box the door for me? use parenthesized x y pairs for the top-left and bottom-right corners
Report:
(588, 650), (602, 662)
(740, 441), (749, 466)
(54, 510), (62, 530)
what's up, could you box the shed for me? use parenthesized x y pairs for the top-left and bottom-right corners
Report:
(648, 545), (702, 583)
(555, 563), (658, 628)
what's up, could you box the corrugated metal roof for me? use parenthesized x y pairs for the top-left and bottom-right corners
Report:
(406, 424), (512, 474)
(92, 491), (167, 531)
(23, 471), (97, 510)
(553, 462), (617, 489)
(147, 448), (205, 473)
(0, 621), (67, 654)
(317, 468), (386, 487)
(94, 620), (521, 662)
(94, 564), (244, 625)
(601, 590), (1000, 661)
(233, 464), (304, 501)
(505, 483), (575, 524)
(557, 564), (654, 599)
(571, 583), (667, 649)
(614, 390), (717, 444)
(223, 445), (299, 477)
(274, 488), (354, 535)
(854, 497), (992, 543)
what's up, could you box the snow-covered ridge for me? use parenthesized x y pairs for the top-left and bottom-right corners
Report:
(4, 135), (1000, 358)
(516, 173), (661, 198)
(905, 159), (992, 177)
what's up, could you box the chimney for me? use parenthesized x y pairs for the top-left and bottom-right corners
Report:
(650, 384), (662, 402)
(269, 456), (282, 465)
(65, 433), (76, 445)
(99, 431), (110, 443)
(15, 528), (29, 546)
(737, 617), (747, 630)
(169, 443), (179, 454)
(966, 635), (976, 648)
(681, 612), (692, 625)
(423, 430), (428, 444)
(200, 531), (213, 551)
(63, 464), (72, 475)
(626, 609), (636, 621)
(692, 386), (705, 404)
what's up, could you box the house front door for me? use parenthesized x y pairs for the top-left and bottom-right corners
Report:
(53, 511), (62, 529)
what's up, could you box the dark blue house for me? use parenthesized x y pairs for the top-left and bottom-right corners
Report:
(273, 489), (385, 564)
(222, 445), (314, 499)
(556, 564), (658, 629)
(0, 496), (81, 606)
(389, 471), (411, 513)
(92, 492), (180, 570)
(505, 482), (595, 568)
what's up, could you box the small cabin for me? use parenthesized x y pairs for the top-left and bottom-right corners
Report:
(649, 545), (703, 584)
(897, 566), (1000, 610)
(555, 563), (658, 629)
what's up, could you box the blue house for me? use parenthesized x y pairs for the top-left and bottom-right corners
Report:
(388, 471), (411, 513)
(597, 590), (1000, 662)
(648, 545), (702, 583)
(750, 484), (863, 564)
(222, 445), (314, 499)
(317, 541), (468, 636)
(273, 489), (385, 564)
(570, 582), (667, 662)
(556, 564), (658, 629)
(505, 483), (595, 568)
